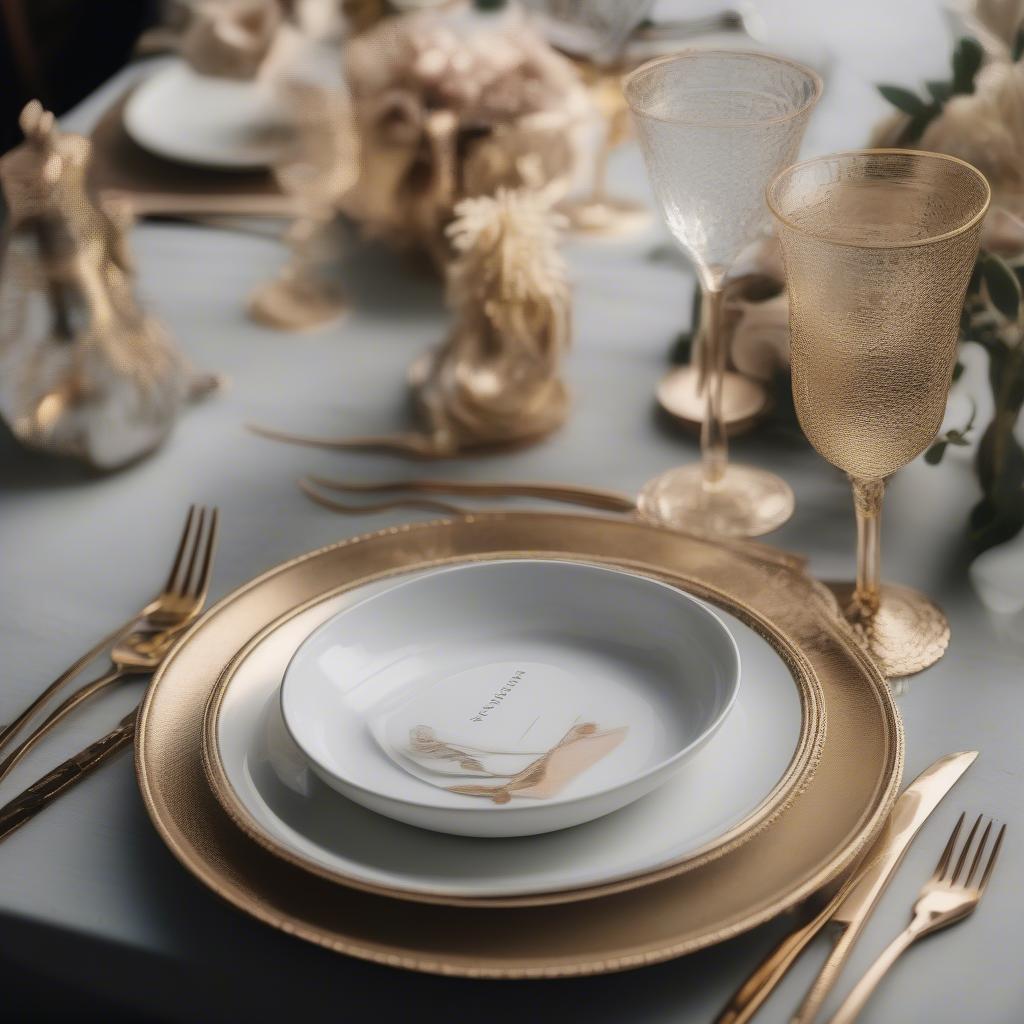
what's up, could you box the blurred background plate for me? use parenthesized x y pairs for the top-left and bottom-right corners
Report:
(123, 60), (291, 168)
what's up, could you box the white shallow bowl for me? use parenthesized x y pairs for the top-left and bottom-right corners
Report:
(280, 560), (740, 837)
(124, 61), (291, 168)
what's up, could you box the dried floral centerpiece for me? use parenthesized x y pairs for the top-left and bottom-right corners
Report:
(340, 9), (589, 265)
(413, 187), (572, 452)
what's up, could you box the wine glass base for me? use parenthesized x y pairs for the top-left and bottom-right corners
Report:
(656, 366), (771, 437)
(560, 196), (651, 237)
(827, 582), (950, 679)
(637, 463), (794, 537)
(249, 278), (347, 331)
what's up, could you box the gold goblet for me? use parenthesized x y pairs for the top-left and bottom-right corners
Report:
(768, 149), (990, 677)
(250, 82), (359, 332)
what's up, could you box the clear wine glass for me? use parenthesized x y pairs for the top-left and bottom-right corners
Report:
(624, 50), (821, 536)
(768, 149), (989, 677)
(525, 0), (655, 236)
(250, 81), (359, 331)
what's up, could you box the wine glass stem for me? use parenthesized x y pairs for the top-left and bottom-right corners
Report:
(285, 205), (325, 282)
(851, 476), (884, 612)
(700, 286), (728, 489)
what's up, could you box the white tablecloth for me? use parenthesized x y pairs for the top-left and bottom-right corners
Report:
(2, 3), (1022, 1020)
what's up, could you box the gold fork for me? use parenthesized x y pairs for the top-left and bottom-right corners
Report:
(0, 623), (194, 785)
(297, 476), (807, 573)
(0, 506), (219, 760)
(829, 813), (1006, 1024)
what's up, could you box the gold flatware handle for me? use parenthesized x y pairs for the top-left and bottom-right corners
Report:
(0, 711), (136, 844)
(715, 886), (850, 1024)
(248, 422), (443, 457)
(300, 479), (472, 517)
(305, 474), (639, 514)
(299, 476), (805, 573)
(790, 912), (863, 1023)
(103, 190), (299, 219)
(827, 927), (917, 1024)
(0, 621), (129, 755)
(0, 666), (130, 786)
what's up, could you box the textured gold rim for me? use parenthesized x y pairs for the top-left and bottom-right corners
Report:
(765, 148), (992, 249)
(201, 553), (825, 908)
(136, 512), (903, 979)
(623, 49), (824, 130)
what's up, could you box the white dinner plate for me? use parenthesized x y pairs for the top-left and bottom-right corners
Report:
(123, 61), (292, 168)
(279, 561), (741, 837)
(206, 565), (804, 902)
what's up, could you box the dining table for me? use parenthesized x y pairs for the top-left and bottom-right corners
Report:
(1, 2), (1022, 1021)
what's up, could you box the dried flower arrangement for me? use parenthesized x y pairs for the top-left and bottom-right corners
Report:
(340, 10), (589, 265)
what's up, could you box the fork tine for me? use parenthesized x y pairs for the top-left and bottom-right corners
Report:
(978, 824), (1006, 894)
(933, 812), (965, 880)
(176, 507), (206, 598)
(951, 814), (983, 885)
(163, 506), (197, 594)
(965, 820), (993, 889)
(189, 507), (219, 601)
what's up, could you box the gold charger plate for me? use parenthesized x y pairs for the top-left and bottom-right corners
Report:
(136, 513), (903, 979)
(201, 563), (825, 908)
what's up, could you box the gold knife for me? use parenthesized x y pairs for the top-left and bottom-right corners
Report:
(0, 710), (136, 843)
(714, 750), (978, 1024)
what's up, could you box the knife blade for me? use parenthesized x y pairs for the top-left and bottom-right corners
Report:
(714, 750), (978, 1024)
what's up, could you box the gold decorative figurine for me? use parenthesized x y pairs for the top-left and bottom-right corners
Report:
(0, 102), (211, 470)
(249, 81), (360, 331)
(413, 187), (572, 453)
(250, 187), (572, 456)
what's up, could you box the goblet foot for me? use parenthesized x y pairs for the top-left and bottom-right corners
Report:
(656, 366), (771, 436)
(249, 277), (347, 331)
(827, 582), (950, 679)
(637, 463), (794, 537)
(559, 196), (651, 237)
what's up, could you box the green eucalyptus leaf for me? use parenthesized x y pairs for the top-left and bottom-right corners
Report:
(982, 253), (1022, 321)
(947, 432), (970, 446)
(878, 84), (928, 116)
(925, 440), (948, 465)
(1014, 23), (1024, 61)
(953, 361), (966, 382)
(952, 37), (984, 94)
(965, 400), (978, 432)
(926, 80), (952, 103)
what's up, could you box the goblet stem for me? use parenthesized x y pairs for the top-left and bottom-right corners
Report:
(700, 286), (729, 489)
(285, 206), (322, 277)
(851, 476), (885, 614)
